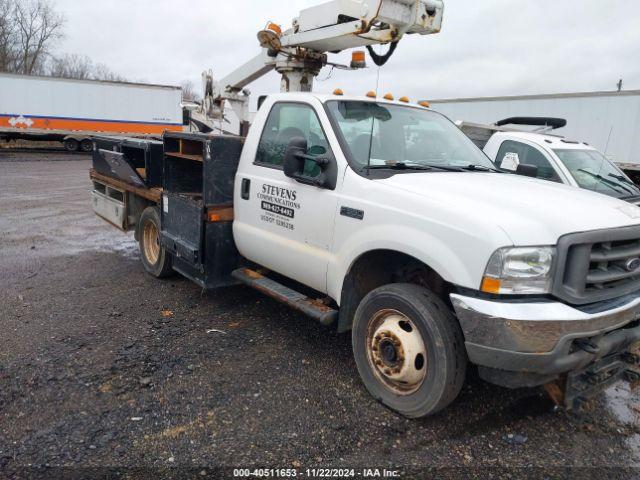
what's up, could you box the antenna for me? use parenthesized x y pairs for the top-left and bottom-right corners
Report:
(604, 125), (614, 156)
(367, 46), (383, 176)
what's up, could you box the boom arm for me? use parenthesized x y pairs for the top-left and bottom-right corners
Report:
(201, 0), (444, 130)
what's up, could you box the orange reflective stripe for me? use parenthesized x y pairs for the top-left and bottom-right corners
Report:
(0, 116), (182, 134)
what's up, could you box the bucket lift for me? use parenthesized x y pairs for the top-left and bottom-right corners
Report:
(199, 0), (444, 134)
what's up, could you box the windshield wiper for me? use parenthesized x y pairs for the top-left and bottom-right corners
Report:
(364, 162), (491, 173)
(418, 163), (467, 172)
(578, 169), (634, 195)
(365, 162), (447, 172)
(461, 164), (500, 172)
(420, 163), (502, 172)
(609, 173), (638, 188)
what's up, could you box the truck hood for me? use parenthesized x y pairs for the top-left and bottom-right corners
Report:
(378, 172), (640, 245)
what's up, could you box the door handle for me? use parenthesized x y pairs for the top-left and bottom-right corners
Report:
(241, 178), (251, 200)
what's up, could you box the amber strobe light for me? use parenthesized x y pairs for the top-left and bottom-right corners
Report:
(257, 22), (283, 50)
(350, 50), (367, 69)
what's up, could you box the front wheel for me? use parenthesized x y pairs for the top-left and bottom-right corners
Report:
(138, 207), (174, 278)
(352, 284), (467, 418)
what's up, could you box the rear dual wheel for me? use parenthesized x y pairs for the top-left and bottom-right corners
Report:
(63, 138), (78, 152)
(138, 207), (174, 278)
(63, 138), (92, 152)
(352, 284), (467, 418)
(80, 139), (93, 152)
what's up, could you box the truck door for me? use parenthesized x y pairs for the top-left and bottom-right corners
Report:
(234, 101), (340, 293)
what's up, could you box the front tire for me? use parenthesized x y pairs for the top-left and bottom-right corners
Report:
(138, 207), (174, 278)
(352, 284), (467, 418)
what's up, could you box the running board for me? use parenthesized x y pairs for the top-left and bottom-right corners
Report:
(231, 268), (338, 327)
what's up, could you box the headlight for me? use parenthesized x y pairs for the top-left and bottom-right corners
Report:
(481, 247), (556, 295)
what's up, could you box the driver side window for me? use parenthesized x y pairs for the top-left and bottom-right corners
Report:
(495, 140), (562, 183)
(256, 103), (331, 177)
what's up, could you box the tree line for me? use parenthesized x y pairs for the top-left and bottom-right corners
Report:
(0, 0), (125, 81)
(1, 0), (200, 100)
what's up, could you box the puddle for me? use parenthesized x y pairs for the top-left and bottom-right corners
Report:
(606, 382), (640, 466)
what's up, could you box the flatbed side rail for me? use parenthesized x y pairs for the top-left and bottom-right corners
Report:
(90, 169), (162, 204)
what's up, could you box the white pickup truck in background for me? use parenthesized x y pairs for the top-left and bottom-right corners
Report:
(459, 117), (640, 203)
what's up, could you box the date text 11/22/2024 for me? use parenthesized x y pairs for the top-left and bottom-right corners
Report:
(233, 468), (402, 478)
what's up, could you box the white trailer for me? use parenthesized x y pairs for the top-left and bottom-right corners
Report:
(428, 90), (640, 166)
(0, 73), (184, 151)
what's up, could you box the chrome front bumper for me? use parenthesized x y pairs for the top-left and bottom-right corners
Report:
(451, 293), (640, 376)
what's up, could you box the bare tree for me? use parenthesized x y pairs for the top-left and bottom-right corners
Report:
(46, 53), (127, 82)
(0, 0), (17, 71)
(92, 62), (127, 82)
(1, 0), (125, 82)
(13, 0), (64, 75)
(181, 80), (201, 102)
(48, 53), (92, 79)
(1, 0), (126, 82)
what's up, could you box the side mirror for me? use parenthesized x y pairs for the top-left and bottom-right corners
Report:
(283, 137), (307, 179)
(282, 137), (338, 190)
(516, 163), (539, 178)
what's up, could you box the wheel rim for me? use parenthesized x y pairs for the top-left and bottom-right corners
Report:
(142, 220), (160, 265)
(366, 309), (427, 395)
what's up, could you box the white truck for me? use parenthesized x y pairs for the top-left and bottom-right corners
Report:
(459, 117), (640, 203)
(90, 0), (640, 418)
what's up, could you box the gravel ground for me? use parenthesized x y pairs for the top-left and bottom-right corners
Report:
(0, 152), (639, 479)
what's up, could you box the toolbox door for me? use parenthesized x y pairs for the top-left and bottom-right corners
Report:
(160, 193), (204, 268)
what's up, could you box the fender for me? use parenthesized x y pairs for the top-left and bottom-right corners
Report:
(327, 222), (509, 305)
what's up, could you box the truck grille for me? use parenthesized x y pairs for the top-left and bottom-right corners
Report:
(554, 226), (640, 305)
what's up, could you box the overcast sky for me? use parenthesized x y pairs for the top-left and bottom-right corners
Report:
(54, 0), (640, 105)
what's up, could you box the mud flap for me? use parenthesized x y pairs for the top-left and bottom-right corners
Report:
(546, 352), (640, 411)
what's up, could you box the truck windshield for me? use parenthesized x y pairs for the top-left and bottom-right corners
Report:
(553, 149), (640, 199)
(325, 101), (495, 172)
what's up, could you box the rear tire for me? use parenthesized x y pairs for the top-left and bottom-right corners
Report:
(138, 207), (174, 278)
(352, 283), (467, 418)
(63, 138), (79, 152)
(80, 139), (93, 153)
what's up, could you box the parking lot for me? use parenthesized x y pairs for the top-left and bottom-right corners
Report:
(1, 152), (639, 477)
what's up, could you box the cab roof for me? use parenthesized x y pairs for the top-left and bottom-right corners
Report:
(493, 130), (596, 151)
(264, 91), (431, 110)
